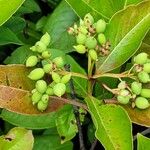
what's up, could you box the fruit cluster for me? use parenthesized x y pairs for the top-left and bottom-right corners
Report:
(25, 33), (71, 111)
(116, 52), (150, 109)
(68, 13), (110, 60)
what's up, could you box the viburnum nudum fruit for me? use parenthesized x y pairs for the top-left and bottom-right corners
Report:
(61, 73), (71, 84)
(118, 81), (126, 89)
(117, 95), (130, 104)
(31, 91), (42, 105)
(35, 80), (47, 94)
(52, 57), (65, 68)
(95, 19), (106, 33)
(134, 52), (148, 64)
(26, 55), (38, 67)
(28, 68), (45, 80)
(138, 71), (150, 83)
(76, 33), (87, 45)
(89, 49), (98, 61)
(140, 89), (150, 98)
(41, 94), (49, 103)
(135, 97), (150, 109)
(98, 33), (106, 45)
(53, 83), (66, 97)
(73, 45), (86, 54)
(119, 89), (130, 96)
(79, 26), (88, 35)
(131, 81), (142, 95)
(35, 41), (46, 53)
(51, 72), (61, 83)
(42, 51), (51, 59)
(46, 87), (54, 96)
(143, 63), (150, 73)
(85, 37), (97, 49)
(40, 32), (51, 46)
(84, 13), (94, 26)
(43, 63), (53, 73)
(37, 100), (48, 112)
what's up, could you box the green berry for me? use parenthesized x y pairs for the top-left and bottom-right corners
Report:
(131, 81), (142, 95)
(140, 89), (150, 98)
(119, 89), (130, 96)
(31, 88), (37, 94)
(42, 51), (51, 59)
(143, 63), (150, 73)
(32, 91), (42, 105)
(43, 63), (53, 73)
(134, 53), (148, 64)
(35, 80), (47, 93)
(84, 13), (94, 25)
(89, 49), (98, 61)
(73, 45), (86, 54)
(98, 33), (106, 45)
(40, 32), (51, 46)
(46, 87), (54, 95)
(37, 100), (48, 112)
(52, 57), (65, 68)
(135, 97), (150, 109)
(96, 19), (106, 33)
(138, 71), (150, 83)
(118, 81), (126, 89)
(85, 37), (97, 49)
(52, 72), (61, 83)
(41, 94), (49, 103)
(61, 73), (71, 84)
(76, 33), (86, 44)
(117, 95), (130, 104)
(28, 68), (45, 80)
(30, 46), (36, 52)
(79, 26), (88, 35)
(53, 83), (66, 97)
(26, 56), (38, 67)
(35, 41), (46, 53)
(49, 81), (56, 88)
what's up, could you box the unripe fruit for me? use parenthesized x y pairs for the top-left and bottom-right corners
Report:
(32, 91), (42, 105)
(84, 13), (94, 25)
(118, 81), (126, 89)
(26, 56), (38, 67)
(134, 53), (148, 64)
(41, 94), (49, 103)
(52, 72), (61, 83)
(43, 63), (53, 73)
(143, 63), (150, 73)
(85, 37), (97, 49)
(76, 33), (86, 44)
(79, 26), (88, 35)
(46, 87), (54, 95)
(35, 41), (46, 53)
(37, 100), (48, 112)
(52, 57), (65, 68)
(138, 71), (150, 83)
(53, 83), (66, 97)
(98, 33), (106, 45)
(96, 19), (106, 33)
(30, 46), (36, 52)
(140, 89), (150, 98)
(40, 32), (51, 46)
(135, 97), (150, 109)
(42, 51), (51, 59)
(119, 89), (130, 96)
(131, 81), (142, 95)
(28, 68), (45, 80)
(89, 49), (98, 61)
(73, 45), (86, 54)
(31, 88), (37, 94)
(61, 73), (71, 84)
(117, 95), (130, 104)
(35, 80), (47, 93)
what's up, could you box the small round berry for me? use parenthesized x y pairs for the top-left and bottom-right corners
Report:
(52, 57), (65, 68)
(134, 53), (148, 64)
(37, 100), (48, 112)
(30, 46), (36, 52)
(53, 83), (66, 97)
(131, 81), (142, 95)
(76, 33), (86, 44)
(138, 71), (150, 83)
(42, 51), (51, 59)
(35, 80), (47, 94)
(96, 19), (106, 33)
(28, 68), (45, 80)
(118, 81), (126, 89)
(52, 72), (61, 83)
(61, 73), (71, 84)
(35, 41), (46, 53)
(73, 45), (86, 54)
(98, 33), (106, 45)
(46, 87), (54, 96)
(140, 89), (150, 98)
(40, 32), (51, 46)
(26, 56), (38, 67)
(89, 49), (98, 61)
(119, 89), (130, 96)
(117, 95), (130, 104)
(135, 97), (150, 109)
(79, 26), (88, 35)
(85, 37), (97, 49)
(32, 91), (42, 105)
(143, 63), (150, 73)
(43, 63), (53, 73)
(41, 94), (49, 103)
(84, 13), (94, 25)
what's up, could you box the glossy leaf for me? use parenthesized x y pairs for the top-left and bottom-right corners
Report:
(126, 0), (143, 5)
(0, 127), (34, 150)
(85, 97), (133, 150)
(0, 0), (25, 26)
(96, 1), (150, 74)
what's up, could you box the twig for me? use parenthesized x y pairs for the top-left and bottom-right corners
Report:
(65, 64), (86, 150)
(90, 139), (98, 150)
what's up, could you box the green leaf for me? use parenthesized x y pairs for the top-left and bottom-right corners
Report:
(44, 1), (78, 53)
(0, 0), (25, 26)
(125, 0), (143, 5)
(85, 97), (133, 150)
(96, 1), (150, 74)
(56, 105), (78, 143)
(0, 26), (23, 46)
(137, 134), (150, 150)
(0, 127), (34, 150)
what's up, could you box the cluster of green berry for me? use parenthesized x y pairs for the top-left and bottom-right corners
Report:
(68, 13), (110, 60)
(25, 32), (71, 111)
(116, 52), (150, 110)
